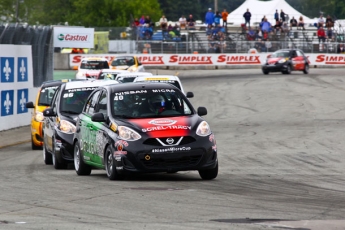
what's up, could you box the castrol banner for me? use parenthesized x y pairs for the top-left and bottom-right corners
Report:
(54, 27), (94, 48)
(69, 53), (345, 68)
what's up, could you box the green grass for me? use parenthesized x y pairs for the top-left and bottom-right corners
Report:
(53, 70), (76, 80)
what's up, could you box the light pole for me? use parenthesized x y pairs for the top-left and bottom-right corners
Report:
(214, 0), (218, 12)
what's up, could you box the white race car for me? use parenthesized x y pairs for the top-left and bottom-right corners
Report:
(76, 57), (110, 79)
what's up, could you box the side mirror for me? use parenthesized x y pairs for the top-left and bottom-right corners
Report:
(26, 101), (35, 109)
(91, 112), (106, 122)
(197, 107), (207, 116)
(43, 108), (56, 117)
(186, 92), (194, 98)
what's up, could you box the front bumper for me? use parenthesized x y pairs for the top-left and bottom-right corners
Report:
(54, 130), (74, 163)
(113, 136), (218, 174)
(31, 120), (44, 147)
(262, 63), (288, 72)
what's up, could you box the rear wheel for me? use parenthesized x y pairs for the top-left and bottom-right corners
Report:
(43, 142), (52, 165)
(303, 64), (309, 74)
(286, 65), (292, 74)
(105, 146), (123, 180)
(262, 69), (269, 75)
(74, 141), (92, 175)
(198, 162), (218, 180)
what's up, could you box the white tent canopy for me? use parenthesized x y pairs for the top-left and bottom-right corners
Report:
(227, 0), (314, 26)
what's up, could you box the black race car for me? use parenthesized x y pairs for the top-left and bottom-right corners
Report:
(73, 82), (218, 180)
(262, 49), (309, 74)
(42, 80), (119, 169)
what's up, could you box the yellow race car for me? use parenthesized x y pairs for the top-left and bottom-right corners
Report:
(25, 79), (79, 150)
(109, 56), (145, 72)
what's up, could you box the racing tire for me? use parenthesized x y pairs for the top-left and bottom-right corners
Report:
(198, 162), (218, 180)
(303, 64), (309, 74)
(286, 65), (292, 74)
(105, 146), (123, 180)
(262, 70), (269, 75)
(74, 141), (92, 176)
(32, 137), (43, 150)
(43, 143), (53, 165)
(52, 138), (67, 170)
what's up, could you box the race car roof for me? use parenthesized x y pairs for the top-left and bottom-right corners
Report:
(103, 82), (181, 93)
(64, 79), (119, 90)
(134, 75), (180, 81)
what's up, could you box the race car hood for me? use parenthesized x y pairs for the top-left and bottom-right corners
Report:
(119, 115), (202, 138)
(112, 65), (129, 70)
(267, 57), (285, 64)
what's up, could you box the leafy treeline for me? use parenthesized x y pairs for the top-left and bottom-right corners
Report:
(0, 0), (344, 27)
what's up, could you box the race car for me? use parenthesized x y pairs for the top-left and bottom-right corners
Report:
(133, 75), (188, 95)
(97, 69), (130, 80)
(262, 49), (309, 75)
(25, 79), (78, 150)
(76, 57), (110, 79)
(109, 56), (145, 72)
(42, 80), (119, 169)
(73, 82), (218, 180)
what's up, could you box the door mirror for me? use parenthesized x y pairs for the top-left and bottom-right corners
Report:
(197, 107), (207, 116)
(186, 92), (194, 98)
(91, 112), (106, 122)
(43, 108), (56, 117)
(26, 101), (35, 109)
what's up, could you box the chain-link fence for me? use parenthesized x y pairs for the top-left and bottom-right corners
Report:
(0, 23), (54, 87)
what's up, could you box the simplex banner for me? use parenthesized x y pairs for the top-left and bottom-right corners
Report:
(69, 53), (345, 68)
(54, 27), (94, 48)
(0, 45), (37, 131)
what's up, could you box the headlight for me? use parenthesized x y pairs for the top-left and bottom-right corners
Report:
(118, 126), (141, 141)
(34, 111), (44, 122)
(278, 58), (287, 63)
(196, 121), (211, 136)
(59, 120), (76, 134)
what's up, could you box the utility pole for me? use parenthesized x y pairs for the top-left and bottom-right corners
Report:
(15, 0), (19, 22)
(215, 0), (218, 12)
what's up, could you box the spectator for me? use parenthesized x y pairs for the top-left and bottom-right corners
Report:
(274, 10), (279, 21)
(167, 23), (173, 31)
(317, 26), (326, 43)
(187, 14), (196, 30)
(247, 27), (256, 40)
(132, 18), (140, 27)
(317, 14), (325, 28)
(214, 11), (221, 26)
(179, 15), (187, 30)
(327, 27), (334, 42)
(298, 16), (305, 30)
(262, 15), (267, 22)
(206, 24), (213, 35)
(222, 9), (229, 27)
(290, 16), (297, 29)
(280, 9), (286, 22)
(144, 15), (153, 27)
(159, 15), (168, 30)
(261, 18), (272, 33)
(326, 15), (334, 30)
(281, 22), (289, 34)
(243, 8), (251, 28)
(256, 28), (263, 40)
(273, 19), (282, 34)
(139, 15), (145, 25)
(205, 8), (215, 26)
(265, 38), (272, 52)
(173, 25), (181, 37)
(337, 44), (345, 53)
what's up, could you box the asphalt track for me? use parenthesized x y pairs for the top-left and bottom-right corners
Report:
(1, 68), (345, 230)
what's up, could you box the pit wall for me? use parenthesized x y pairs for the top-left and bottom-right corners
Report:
(0, 45), (38, 131)
(53, 53), (345, 70)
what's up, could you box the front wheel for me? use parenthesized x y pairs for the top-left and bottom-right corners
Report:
(262, 69), (269, 75)
(74, 141), (92, 175)
(105, 146), (123, 180)
(198, 162), (218, 180)
(52, 138), (67, 169)
(286, 65), (292, 74)
(303, 64), (309, 74)
(43, 143), (52, 165)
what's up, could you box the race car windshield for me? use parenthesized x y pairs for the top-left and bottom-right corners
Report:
(60, 89), (95, 114)
(271, 51), (290, 58)
(111, 57), (135, 66)
(116, 76), (136, 83)
(80, 61), (109, 70)
(38, 86), (59, 106)
(111, 89), (193, 118)
(136, 80), (181, 90)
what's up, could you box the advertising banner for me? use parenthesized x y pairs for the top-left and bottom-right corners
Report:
(0, 45), (36, 131)
(69, 53), (345, 68)
(54, 27), (94, 48)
